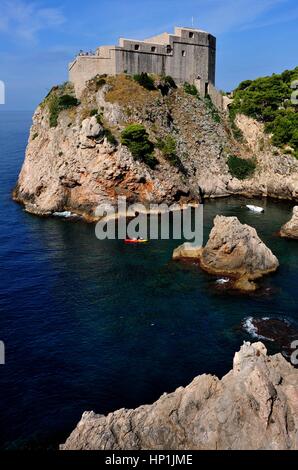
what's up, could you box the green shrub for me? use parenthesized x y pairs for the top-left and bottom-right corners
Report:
(157, 76), (177, 96)
(164, 76), (177, 89)
(121, 124), (157, 168)
(48, 95), (60, 127)
(95, 78), (106, 89)
(184, 82), (198, 96)
(32, 132), (38, 140)
(156, 135), (187, 173)
(58, 94), (79, 109)
(104, 129), (118, 146)
(90, 109), (98, 116)
(133, 73), (156, 90)
(227, 155), (256, 180)
(48, 94), (79, 127)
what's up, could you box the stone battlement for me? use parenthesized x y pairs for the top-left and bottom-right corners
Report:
(69, 26), (216, 98)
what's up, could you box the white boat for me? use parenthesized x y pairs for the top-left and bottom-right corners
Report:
(216, 278), (230, 285)
(246, 205), (264, 213)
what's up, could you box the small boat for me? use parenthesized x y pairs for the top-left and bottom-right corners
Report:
(216, 278), (230, 285)
(246, 205), (264, 213)
(124, 238), (148, 244)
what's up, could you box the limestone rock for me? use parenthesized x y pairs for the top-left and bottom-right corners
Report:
(280, 207), (298, 239)
(199, 216), (279, 290)
(173, 242), (202, 260)
(13, 76), (298, 221)
(61, 342), (298, 450)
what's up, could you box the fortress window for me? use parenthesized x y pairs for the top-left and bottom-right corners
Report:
(182, 50), (186, 57)
(189, 32), (194, 38)
(166, 45), (172, 54)
(151, 46), (156, 52)
(134, 44), (140, 51)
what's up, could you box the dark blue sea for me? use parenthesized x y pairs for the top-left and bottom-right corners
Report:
(0, 111), (298, 449)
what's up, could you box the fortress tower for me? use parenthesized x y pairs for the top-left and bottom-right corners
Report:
(69, 26), (216, 98)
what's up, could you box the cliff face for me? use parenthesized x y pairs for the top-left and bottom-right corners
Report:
(14, 75), (298, 221)
(61, 342), (298, 450)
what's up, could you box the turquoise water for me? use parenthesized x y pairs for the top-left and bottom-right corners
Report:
(0, 111), (297, 449)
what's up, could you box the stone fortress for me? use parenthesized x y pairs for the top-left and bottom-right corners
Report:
(69, 26), (223, 107)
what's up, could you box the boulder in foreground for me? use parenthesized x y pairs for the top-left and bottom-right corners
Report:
(61, 342), (298, 450)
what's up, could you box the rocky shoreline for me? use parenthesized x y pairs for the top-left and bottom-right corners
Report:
(61, 342), (298, 450)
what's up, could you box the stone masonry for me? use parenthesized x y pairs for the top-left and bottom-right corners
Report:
(69, 26), (216, 97)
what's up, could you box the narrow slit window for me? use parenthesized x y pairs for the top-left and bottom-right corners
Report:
(166, 45), (172, 54)
(151, 46), (156, 52)
(182, 50), (186, 57)
(134, 44), (140, 51)
(189, 32), (194, 39)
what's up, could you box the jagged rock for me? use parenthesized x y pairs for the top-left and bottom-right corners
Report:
(280, 207), (298, 239)
(61, 342), (298, 450)
(199, 216), (279, 291)
(81, 116), (104, 138)
(173, 242), (202, 260)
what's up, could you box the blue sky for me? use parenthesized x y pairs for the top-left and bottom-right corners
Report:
(0, 0), (297, 110)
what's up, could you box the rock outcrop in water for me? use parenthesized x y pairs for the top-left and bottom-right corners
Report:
(280, 207), (298, 239)
(61, 342), (298, 450)
(13, 75), (298, 221)
(172, 242), (202, 260)
(174, 216), (279, 291)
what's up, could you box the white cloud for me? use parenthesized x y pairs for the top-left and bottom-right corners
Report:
(0, 0), (65, 42)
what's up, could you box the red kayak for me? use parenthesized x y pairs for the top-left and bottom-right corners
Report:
(124, 239), (148, 244)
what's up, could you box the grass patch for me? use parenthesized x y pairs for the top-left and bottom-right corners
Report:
(105, 75), (159, 108)
(121, 124), (157, 168)
(227, 155), (256, 180)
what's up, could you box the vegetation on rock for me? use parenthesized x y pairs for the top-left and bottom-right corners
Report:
(227, 155), (256, 180)
(121, 124), (157, 168)
(47, 88), (79, 128)
(133, 72), (156, 91)
(230, 67), (298, 157)
(156, 135), (184, 171)
(204, 95), (221, 123)
(183, 82), (198, 96)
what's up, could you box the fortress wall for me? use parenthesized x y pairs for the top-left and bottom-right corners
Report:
(69, 53), (116, 96)
(115, 49), (167, 76)
(69, 27), (217, 96)
(208, 83), (223, 110)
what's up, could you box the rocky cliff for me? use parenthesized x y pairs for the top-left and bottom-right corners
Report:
(61, 342), (298, 450)
(13, 75), (298, 221)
